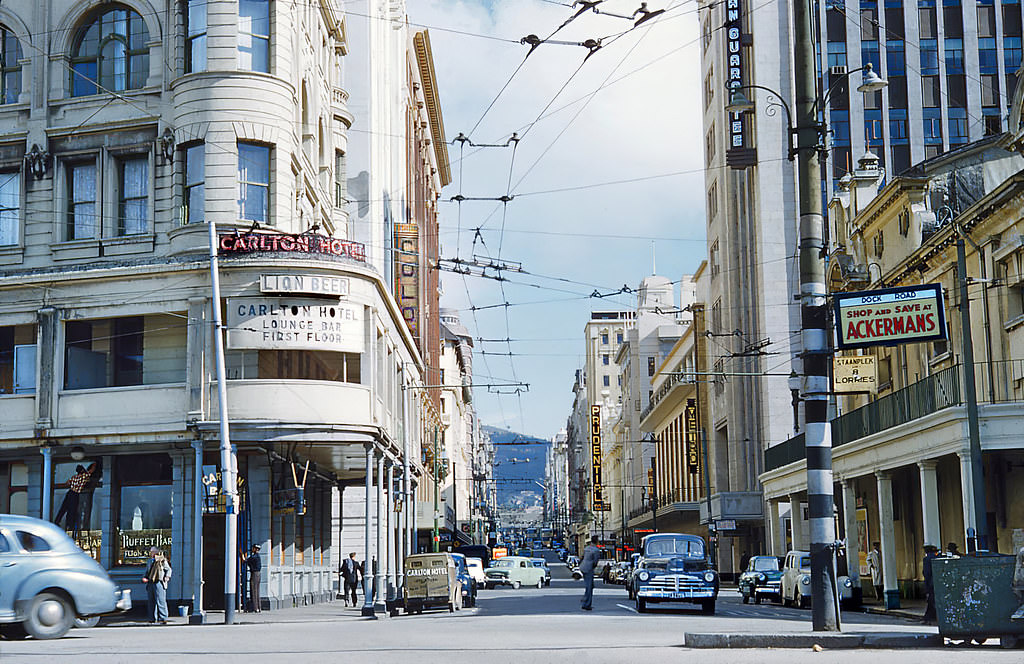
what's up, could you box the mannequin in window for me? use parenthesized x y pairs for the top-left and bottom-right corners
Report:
(53, 462), (97, 533)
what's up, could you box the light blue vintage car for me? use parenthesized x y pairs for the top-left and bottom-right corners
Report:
(0, 514), (131, 639)
(483, 556), (546, 589)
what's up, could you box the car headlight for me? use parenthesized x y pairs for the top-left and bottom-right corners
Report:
(638, 571), (650, 581)
(843, 578), (852, 588)
(757, 573), (766, 581)
(704, 571), (716, 583)
(801, 576), (810, 585)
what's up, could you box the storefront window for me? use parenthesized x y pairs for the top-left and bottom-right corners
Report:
(6, 462), (28, 514)
(51, 460), (103, 560)
(115, 454), (172, 566)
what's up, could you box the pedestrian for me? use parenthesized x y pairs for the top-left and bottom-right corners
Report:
(866, 541), (883, 603)
(341, 552), (362, 607)
(601, 561), (611, 584)
(946, 542), (961, 558)
(142, 547), (171, 624)
(740, 551), (751, 573)
(242, 544), (262, 613)
(922, 543), (939, 624)
(53, 463), (97, 533)
(579, 535), (601, 611)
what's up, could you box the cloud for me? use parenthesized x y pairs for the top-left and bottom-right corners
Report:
(410, 0), (707, 436)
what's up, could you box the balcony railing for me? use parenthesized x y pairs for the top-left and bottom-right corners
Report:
(627, 487), (700, 521)
(640, 371), (696, 423)
(763, 360), (1024, 473)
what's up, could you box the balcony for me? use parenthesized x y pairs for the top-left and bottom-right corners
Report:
(640, 371), (696, 424)
(764, 360), (1024, 472)
(627, 487), (701, 522)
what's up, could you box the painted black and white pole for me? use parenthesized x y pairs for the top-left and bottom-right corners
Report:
(794, 0), (839, 631)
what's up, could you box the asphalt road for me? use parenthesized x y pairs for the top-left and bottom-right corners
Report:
(1, 554), (1020, 663)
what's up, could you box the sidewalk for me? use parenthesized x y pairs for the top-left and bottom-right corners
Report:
(859, 596), (928, 623)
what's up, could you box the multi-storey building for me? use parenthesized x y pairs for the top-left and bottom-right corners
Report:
(0, 0), (446, 617)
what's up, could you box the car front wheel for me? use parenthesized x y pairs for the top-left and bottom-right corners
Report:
(741, 591), (749, 604)
(23, 592), (74, 640)
(536, 578), (543, 589)
(512, 580), (522, 590)
(701, 599), (716, 615)
(636, 596), (647, 613)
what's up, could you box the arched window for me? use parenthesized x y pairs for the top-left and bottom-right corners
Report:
(1, 26), (22, 104)
(70, 6), (149, 97)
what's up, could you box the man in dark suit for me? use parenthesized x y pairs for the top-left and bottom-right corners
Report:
(341, 552), (362, 607)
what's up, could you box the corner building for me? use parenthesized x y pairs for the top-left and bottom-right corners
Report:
(0, 0), (444, 615)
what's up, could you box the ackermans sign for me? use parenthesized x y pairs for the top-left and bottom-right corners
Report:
(834, 284), (946, 350)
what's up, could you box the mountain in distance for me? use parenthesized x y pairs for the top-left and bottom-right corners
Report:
(482, 425), (550, 510)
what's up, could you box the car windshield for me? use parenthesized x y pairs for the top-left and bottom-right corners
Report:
(753, 557), (780, 572)
(645, 537), (704, 558)
(492, 559), (514, 568)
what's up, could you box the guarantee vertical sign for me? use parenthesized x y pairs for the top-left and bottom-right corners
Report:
(685, 398), (700, 473)
(590, 405), (606, 512)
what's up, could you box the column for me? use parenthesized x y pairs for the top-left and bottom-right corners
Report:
(190, 440), (206, 623)
(360, 443), (375, 618)
(375, 452), (385, 610)
(35, 307), (57, 432)
(411, 479), (419, 553)
(918, 460), (941, 549)
(385, 460), (395, 601)
(768, 499), (784, 555)
(789, 494), (804, 551)
(40, 447), (53, 520)
(958, 451), (978, 548)
(396, 464), (405, 592)
(841, 480), (860, 587)
(875, 471), (900, 609)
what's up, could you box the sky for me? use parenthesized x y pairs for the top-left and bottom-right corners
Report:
(408, 0), (708, 439)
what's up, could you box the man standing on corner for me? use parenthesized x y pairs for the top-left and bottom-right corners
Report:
(341, 552), (362, 607)
(242, 544), (262, 613)
(580, 535), (601, 611)
(866, 541), (883, 603)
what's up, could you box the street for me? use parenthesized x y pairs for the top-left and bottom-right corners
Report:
(1, 560), (1020, 663)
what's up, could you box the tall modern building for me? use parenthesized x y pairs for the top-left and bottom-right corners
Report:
(698, 0), (1024, 575)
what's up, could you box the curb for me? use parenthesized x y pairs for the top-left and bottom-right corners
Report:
(683, 632), (943, 649)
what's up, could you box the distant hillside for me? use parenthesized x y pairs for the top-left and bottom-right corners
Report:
(483, 425), (550, 508)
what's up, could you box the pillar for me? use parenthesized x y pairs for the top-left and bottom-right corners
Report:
(918, 460), (941, 550)
(875, 471), (900, 609)
(375, 452), (385, 610)
(789, 494), (804, 551)
(957, 451), (978, 548)
(396, 464), (406, 592)
(768, 500), (784, 555)
(385, 459), (395, 601)
(841, 480), (860, 586)
(411, 480), (419, 553)
(190, 440), (206, 623)
(360, 444), (376, 618)
(40, 447), (53, 520)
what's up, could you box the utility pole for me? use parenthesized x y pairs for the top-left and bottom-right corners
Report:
(794, 0), (839, 631)
(956, 235), (987, 551)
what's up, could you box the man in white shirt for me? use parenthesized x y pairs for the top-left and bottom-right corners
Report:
(866, 541), (883, 603)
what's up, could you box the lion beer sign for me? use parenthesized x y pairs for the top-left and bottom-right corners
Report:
(834, 284), (946, 350)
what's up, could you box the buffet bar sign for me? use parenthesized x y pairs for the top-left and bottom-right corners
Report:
(834, 283), (946, 350)
(219, 232), (366, 263)
(227, 297), (364, 353)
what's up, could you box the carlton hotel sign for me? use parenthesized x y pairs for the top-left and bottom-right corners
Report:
(219, 232), (366, 263)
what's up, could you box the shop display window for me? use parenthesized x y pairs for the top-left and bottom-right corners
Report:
(115, 454), (172, 566)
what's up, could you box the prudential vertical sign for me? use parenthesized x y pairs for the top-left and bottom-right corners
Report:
(591, 405), (608, 512)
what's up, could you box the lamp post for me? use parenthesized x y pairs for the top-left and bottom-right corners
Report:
(726, 17), (886, 630)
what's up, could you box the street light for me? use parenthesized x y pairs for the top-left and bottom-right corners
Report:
(728, 44), (887, 630)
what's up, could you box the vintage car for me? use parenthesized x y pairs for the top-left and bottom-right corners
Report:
(450, 553), (478, 608)
(396, 552), (462, 615)
(738, 555), (784, 604)
(609, 561), (632, 585)
(465, 557), (488, 589)
(780, 550), (857, 609)
(633, 533), (718, 614)
(483, 556), (545, 589)
(530, 558), (552, 586)
(0, 514), (131, 639)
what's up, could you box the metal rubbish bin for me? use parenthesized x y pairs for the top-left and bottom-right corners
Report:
(933, 553), (1024, 648)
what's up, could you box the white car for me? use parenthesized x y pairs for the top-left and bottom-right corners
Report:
(781, 550), (856, 609)
(466, 557), (488, 588)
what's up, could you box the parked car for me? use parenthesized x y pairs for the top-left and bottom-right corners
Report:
(0, 514), (131, 640)
(450, 553), (478, 608)
(530, 558), (552, 586)
(609, 561), (632, 585)
(738, 556), (784, 604)
(465, 557), (488, 589)
(484, 556), (546, 589)
(633, 533), (718, 614)
(781, 551), (811, 608)
(780, 550), (856, 609)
